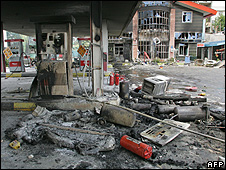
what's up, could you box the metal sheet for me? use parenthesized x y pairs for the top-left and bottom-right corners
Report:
(140, 119), (190, 146)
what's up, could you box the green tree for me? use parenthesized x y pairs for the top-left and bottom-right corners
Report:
(213, 13), (225, 32)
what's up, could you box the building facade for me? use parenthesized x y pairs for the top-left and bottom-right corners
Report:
(108, 1), (217, 62)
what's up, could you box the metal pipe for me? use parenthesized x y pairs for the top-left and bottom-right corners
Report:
(71, 95), (225, 143)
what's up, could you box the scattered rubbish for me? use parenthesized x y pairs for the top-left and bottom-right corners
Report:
(140, 119), (190, 146)
(142, 75), (171, 95)
(131, 103), (152, 111)
(157, 105), (177, 114)
(28, 154), (34, 159)
(1, 140), (3, 143)
(210, 112), (225, 121)
(64, 110), (81, 122)
(97, 117), (107, 125)
(198, 93), (206, 96)
(100, 104), (136, 127)
(134, 85), (142, 92)
(120, 135), (152, 159)
(42, 123), (110, 136)
(32, 105), (49, 117)
(204, 59), (220, 67)
(185, 86), (197, 92)
(119, 81), (130, 99)
(9, 140), (20, 149)
(75, 136), (115, 155)
(195, 59), (204, 66)
(174, 105), (209, 122)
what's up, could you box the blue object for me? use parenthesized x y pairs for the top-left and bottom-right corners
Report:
(185, 56), (190, 64)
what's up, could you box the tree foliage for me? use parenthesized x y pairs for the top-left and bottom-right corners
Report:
(213, 13), (225, 31)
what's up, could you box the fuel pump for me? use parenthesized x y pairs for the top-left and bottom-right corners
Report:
(4, 39), (25, 72)
(29, 16), (76, 99)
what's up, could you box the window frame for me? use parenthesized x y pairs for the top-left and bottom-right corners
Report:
(179, 43), (189, 56)
(182, 11), (193, 23)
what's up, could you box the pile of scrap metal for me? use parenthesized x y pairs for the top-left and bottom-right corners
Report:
(121, 75), (210, 122)
(115, 75), (225, 146)
(6, 105), (116, 155)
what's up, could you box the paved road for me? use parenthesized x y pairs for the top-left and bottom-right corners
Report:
(117, 64), (225, 104)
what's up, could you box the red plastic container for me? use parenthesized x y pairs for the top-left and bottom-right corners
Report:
(109, 72), (114, 86)
(120, 135), (152, 159)
(115, 73), (120, 86)
(185, 86), (197, 92)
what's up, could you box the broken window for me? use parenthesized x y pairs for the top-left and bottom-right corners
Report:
(182, 11), (192, 23)
(179, 43), (188, 56)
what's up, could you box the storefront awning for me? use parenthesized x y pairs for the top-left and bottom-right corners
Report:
(204, 41), (225, 47)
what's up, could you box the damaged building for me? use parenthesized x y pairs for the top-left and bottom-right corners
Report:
(109, 1), (218, 62)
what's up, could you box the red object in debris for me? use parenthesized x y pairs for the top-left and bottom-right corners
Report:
(109, 72), (114, 86)
(120, 135), (152, 159)
(120, 75), (125, 81)
(115, 73), (120, 86)
(185, 86), (197, 92)
(134, 86), (142, 92)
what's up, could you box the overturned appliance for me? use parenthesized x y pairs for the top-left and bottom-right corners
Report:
(140, 119), (190, 146)
(142, 75), (171, 96)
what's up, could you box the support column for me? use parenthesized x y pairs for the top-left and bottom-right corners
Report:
(208, 47), (212, 60)
(202, 19), (206, 42)
(90, 1), (103, 97)
(35, 23), (42, 61)
(132, 11), (138, 61)
(102, 19), (108, 72)
(169, 9), (175, 59)
(66, 22), (74, 96)
(1, 22), (6, 72)
(200, 48), (205, 60)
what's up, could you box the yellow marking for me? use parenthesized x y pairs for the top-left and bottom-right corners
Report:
(104, 72), (110, 77)
(6, 73), (22, 77)
(107, 65), (113, 68)
(14, 102), (36, 111)
(73, 73), (87, 77)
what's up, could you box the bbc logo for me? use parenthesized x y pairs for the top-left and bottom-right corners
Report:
(207, 161), (224, 168)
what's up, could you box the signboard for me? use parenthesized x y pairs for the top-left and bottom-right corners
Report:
(3, 47), (13, 59)
(77, 45), (86, 57)
(197, 43), (204, 47)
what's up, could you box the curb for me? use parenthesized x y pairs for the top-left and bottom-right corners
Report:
(2, 72), (111, 78)
(1, 102), (37, 111)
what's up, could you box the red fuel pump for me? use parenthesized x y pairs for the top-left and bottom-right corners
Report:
(115, 73), (120, 86)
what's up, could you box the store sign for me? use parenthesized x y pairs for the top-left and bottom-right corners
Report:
(77, 45), (86, 57)
(3, 47), (13, 59)
(197, 43), (204, 47)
